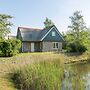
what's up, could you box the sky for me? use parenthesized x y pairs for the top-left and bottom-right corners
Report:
(0, 0), (90, 35)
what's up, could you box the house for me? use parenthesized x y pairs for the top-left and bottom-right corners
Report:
(8, 35), (16, 39)
(17, 25), (64, 52)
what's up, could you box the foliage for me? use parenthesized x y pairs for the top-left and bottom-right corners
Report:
(0, 14), (13, 38)
(66, 41), (87, 53)
(11, 59), (64, 90)
(65, 11), (90, 52)
(0, 38), (21, 57)
(68, 11), (87, 37)
(44, 17), (54, 28)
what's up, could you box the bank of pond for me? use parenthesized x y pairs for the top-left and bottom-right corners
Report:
(10, 59), (90, 90)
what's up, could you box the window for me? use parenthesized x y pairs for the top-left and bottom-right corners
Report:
(53, 42), (59, 49)
(52, 31), (55, 36)
(53, 43), (55, 48)
(56, 43), (58, 48)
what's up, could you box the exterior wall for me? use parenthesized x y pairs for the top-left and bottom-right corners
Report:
(22, 42), (31, 52)
(21, 41), (62, 52)
(58, 42), (62, 51)
(42, 42), (62, 52)
(22, 42), (42, 52)
(43, 28), (64, 42)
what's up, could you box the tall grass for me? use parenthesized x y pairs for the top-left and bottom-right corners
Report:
(11, 59), (64, 90)
(0, 52), (64, 90)
(0, 52), (89, 90)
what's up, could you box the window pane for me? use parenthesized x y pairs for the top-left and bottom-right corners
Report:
(52, 31), (55, 36)
(56, 43), (58, 48)
(53, 43), (55, 48)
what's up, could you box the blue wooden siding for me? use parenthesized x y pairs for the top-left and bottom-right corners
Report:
(43, 28), (64, 42)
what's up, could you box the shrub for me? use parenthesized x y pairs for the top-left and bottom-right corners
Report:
(0, 38), (21, 57)
(11, 60), (64, 90)
(9, 38), (21, 56)
(66, 42), (87, 53)
(0, 41), (11, 56)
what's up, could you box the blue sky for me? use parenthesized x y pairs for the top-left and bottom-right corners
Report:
(0, 0), (90, 35)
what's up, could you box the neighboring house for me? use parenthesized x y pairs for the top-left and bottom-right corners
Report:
(17, 25), (64, 52)
(8, 35), (16, 39)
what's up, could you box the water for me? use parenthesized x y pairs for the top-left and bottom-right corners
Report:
(62, 63), (90, 90)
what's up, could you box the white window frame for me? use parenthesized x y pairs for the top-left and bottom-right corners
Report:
(52, 42), (59, 49)
(52, 31), (55, 36)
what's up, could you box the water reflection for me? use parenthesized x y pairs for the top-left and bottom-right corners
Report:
(83, 73), (90, 90)
(62, 63), (90, 90)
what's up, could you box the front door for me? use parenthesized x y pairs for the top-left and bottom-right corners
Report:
(31, 43), (34, 52)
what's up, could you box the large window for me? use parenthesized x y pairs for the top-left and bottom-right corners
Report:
(52, 31), (55, 36)
(53, 42), (59, 49)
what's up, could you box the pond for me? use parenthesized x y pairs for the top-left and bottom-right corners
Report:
(62, 63), (90, 90)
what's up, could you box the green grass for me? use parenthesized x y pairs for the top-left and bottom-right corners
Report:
(11, 59), (64, 90)
(0, 52), (64, 90)
(0, 52), (89, 90)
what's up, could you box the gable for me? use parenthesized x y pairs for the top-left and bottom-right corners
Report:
(41, 26), (64, 42)
(17, 29), (22, 40)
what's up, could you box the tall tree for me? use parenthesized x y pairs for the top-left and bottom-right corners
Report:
(44, 17), (54, 28)
(65, 11), (90, 52)
(68, 11), (88, 42)
(0, 14), (13, 38)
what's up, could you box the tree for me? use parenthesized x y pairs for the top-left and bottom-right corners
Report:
(68, 11), (88, 42)
(0, 39), (21, 57)
(65, 11), (90, 52)
(0, 14), (13, 38)
(44, 17), (54, 28)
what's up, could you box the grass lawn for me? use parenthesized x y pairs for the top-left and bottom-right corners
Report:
(0, 52), (89, 90)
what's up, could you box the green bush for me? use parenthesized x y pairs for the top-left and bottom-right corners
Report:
(66, 42), (87, 53)
(0, 38), (21, 57)
(11, 60), (64, 90)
